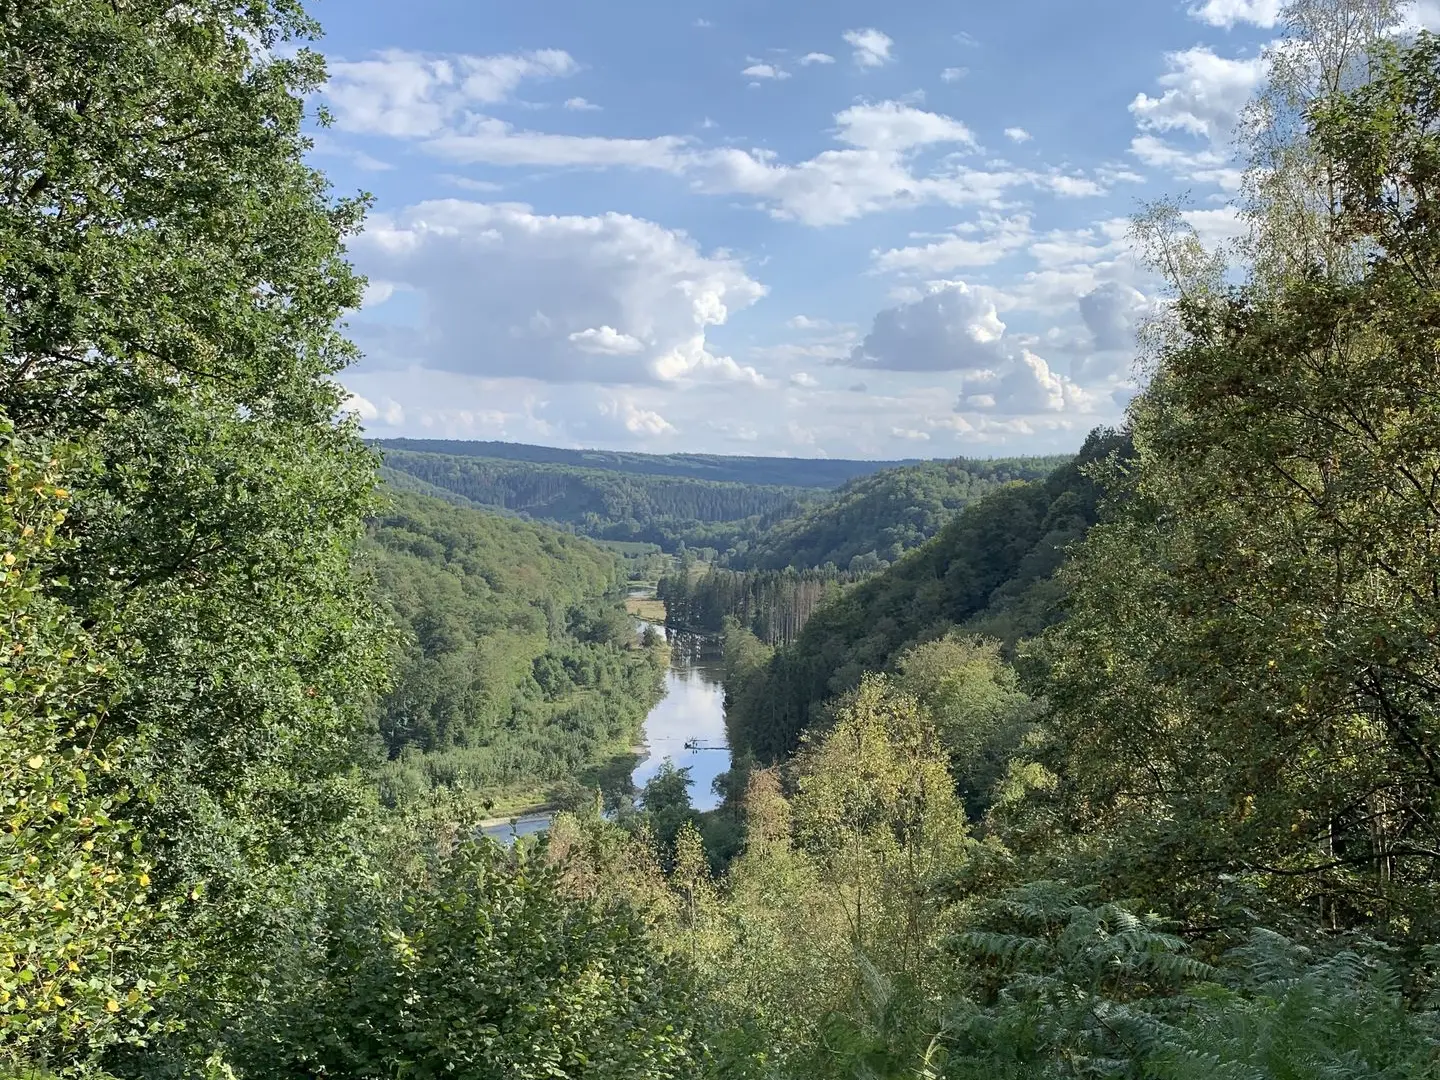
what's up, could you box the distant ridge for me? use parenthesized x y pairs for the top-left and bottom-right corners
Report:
(369, 438), (922, 490)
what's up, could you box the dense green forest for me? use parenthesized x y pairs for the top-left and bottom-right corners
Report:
(723, 431), (1125, 760)
(380, 447), (815, 552)
(732, 456), (1066, 571)
(361, 493), (664, 812)
(373, 437), (916, 488)
(381, 444), (1068, 570)
(7, 3), (1440, 1079)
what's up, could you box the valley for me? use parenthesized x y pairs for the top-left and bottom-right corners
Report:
(8, 4), (1440, 1077)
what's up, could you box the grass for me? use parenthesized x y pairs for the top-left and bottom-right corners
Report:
(626, 595), (666, 621)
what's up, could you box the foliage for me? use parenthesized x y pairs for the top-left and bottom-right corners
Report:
(0, 0), (392, 1067)
(725, 431), (1126, 762)
(211, 796), (703, 1079)
(1036, 28), (1440, 940)
(373, 438), (915, 489)
(379, 449), (815, 553)
(735, 457), (1065, 572)
(365, 492), (666, 808)
(0, 426), (176, 1072)
(659, 564), (859, 643)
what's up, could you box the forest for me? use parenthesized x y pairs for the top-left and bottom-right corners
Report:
(731, 456), (1066, 572)
(371, 437), (916, 488)
(379, 446), (817, 553)
(5, 2), (1440, 1079)
(361, 493), (665, 813)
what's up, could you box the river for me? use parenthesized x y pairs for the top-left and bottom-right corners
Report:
(480, 614), (730, 842)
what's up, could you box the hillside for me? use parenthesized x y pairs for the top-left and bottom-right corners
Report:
(734, 455), (1070, 570)
(371, 437), (917, 488)
(725, 429), (1130, 761)
(379, 447), (815, 552)
(362, 491), (665, 810)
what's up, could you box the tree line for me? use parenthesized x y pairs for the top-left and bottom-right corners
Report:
(656, 561), (860, 643)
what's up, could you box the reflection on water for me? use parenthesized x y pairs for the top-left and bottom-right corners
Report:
(631, 623), (730, 812)
(481, 613), (730, 841)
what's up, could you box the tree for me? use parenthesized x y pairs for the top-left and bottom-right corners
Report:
(1039, 29), (1440, 939)
(0, 423), (179, 1071)
(1, 0), (387, 1065)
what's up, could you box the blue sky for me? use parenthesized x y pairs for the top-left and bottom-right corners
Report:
(305, 1), (1408, 457)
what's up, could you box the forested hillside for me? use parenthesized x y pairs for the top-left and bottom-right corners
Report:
(380, 447), (814, 551)
(362, 493), (664, 810)
(734, 456), (1067, 571)
(723, 430), (1127, 760)
(373, 437), (915, 488)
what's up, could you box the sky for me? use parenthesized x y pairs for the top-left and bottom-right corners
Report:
(310, 0), (1436, 459)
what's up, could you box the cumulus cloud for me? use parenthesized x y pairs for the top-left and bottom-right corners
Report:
(564, 96), (602, 111)
(1078, 281), (1154, 354)
(342, 392), (405, 426)
(873, 214), (1032, 273)
(835, 100), (976, 151)
(325, 49), (578, 137)
(595, 397), (678, 437)
(800, 52), (836, 65)
(848, 282), (1009, 372)
(1188, 0), (1283, 28)
(743, 62), (791, 80)
(848, 283), (1097, 416)
(1130, 47), (1265, 144)
(844, 28), (895, 68)
(941, 67), (968, 82)
(1129, 46), (1265, 190)
(790, 372), (820, 388)
(960, 350), (1086, 414)
(351, 199), (767, 387)
(1004, 127), (1033, 143)
(689, 101), (1105, 226)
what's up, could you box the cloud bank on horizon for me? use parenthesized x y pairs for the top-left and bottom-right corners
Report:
(312, 0), (1434, 459)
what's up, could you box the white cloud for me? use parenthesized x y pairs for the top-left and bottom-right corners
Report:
(844, 28), (895, 68)
(564, 96), (602, 111)
(1078, 281), (1153, 351)
(835, 100), (977, 151)
(891, 427), (931, 441)
(424, 118), (690, 169)
(1128, 47), (1265, 191)
(960, 350), (1089, 415)
(1130, 47), (1265, 144)
(351, 199), (767, 387)
(789, 372), (820, 388)
(568, 326), (645, 355)
(341, 392), (405, 426)
(743, 62), (791, 81)
(325, 49), (578, 137)
(874, 214), (1032, 273)
(439, 174), (504, 193)
(1187, 0), (1283, 28)
(848, 282), (1009, 372)
(1004, 127), (1032, 143)
(694, 18), (713, 28)
(788, 315), (831, 330)
(940, 67), (968, 82)
(362, 280), (397, 307)
(596, 397), (678, 437)
(800, 52), (836, 65)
